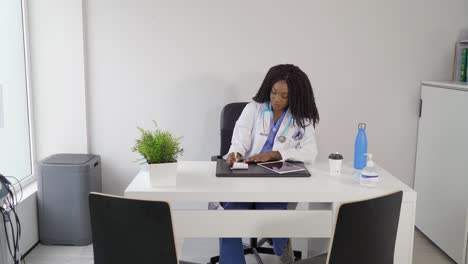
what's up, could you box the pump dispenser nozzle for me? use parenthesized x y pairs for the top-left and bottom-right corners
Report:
(365, 153), (374, 167)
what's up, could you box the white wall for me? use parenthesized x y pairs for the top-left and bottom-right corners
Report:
(28, 0), (89, 161)
(24, 0), (468, 194)
(11, 0), (89, 254)
(21, 0), (468, 260)
(84, 0), (468, 194)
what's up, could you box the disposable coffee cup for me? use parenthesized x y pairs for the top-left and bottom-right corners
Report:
(328, 152), (343, 176)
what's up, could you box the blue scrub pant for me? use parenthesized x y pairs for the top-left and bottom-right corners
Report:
(219, 202), (289, 264)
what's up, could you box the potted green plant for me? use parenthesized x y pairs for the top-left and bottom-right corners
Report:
(132, 121), (183, 186)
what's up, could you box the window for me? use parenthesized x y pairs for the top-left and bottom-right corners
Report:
(0, 1), (32, 183)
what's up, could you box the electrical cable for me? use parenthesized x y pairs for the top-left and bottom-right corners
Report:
(0, 173), (23, 264)
(6, 176), (23, 207)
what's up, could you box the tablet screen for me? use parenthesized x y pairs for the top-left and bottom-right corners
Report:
(257, 161), (306, 174)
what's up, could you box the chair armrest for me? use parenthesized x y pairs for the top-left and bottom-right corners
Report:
(211, 155), (221, 161)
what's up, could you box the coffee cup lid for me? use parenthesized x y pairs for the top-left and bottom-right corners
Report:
(328, 152), (343, 160)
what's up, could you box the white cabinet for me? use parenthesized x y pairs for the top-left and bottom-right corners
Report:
(415, 81), (468, 264)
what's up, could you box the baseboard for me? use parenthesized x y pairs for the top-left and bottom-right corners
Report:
(22, 241), (39, 259)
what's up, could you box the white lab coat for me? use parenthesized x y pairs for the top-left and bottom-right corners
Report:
(227, 101), (318, 164)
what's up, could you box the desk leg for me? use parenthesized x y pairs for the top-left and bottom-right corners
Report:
(394, 201), (416, 264)
(304, 203), (333, 258)
(175, 237), (184, 260)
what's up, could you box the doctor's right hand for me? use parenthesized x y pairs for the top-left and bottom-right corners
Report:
(226, 152), (243, 167)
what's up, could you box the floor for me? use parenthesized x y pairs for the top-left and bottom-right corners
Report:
(23, 229), (456, 264)
(412, 229), (457, 264)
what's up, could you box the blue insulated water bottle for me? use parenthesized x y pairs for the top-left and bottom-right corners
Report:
(353, 123), (368, 169)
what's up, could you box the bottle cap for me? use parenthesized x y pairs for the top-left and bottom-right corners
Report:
(358, 123), (366, 129)
(328, 152), (343, 160)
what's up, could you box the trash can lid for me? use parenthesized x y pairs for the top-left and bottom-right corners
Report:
(42, 154), (96, 165)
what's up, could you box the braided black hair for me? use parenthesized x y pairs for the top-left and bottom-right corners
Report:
(252, 64), (320, 128)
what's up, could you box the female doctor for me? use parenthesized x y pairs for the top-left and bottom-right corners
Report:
(220, 64), (320, 264)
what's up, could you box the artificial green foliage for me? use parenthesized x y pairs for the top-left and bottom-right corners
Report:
(132, 122), (183, 164)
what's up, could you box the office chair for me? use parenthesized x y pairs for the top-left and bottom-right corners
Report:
(89, 193), (198, 264)
(294, 191), (403, 264)
(209, 102), (302, 264)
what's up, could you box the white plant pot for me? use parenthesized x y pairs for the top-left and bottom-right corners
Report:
(149, 162), (177, 187)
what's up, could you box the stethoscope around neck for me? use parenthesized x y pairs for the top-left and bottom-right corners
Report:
(259, 103), (293, 143)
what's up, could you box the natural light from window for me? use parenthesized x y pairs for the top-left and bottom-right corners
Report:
(0, 1), (32, 183)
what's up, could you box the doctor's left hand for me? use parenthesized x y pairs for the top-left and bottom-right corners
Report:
(246, 151), (282, 163)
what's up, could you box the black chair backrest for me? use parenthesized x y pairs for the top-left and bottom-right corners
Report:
(328, 191), (403, 264)
(219, 102), (248, 156)
(89, 193), (178, 264)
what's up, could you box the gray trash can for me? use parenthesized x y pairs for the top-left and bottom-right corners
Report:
(38, 153), (101, 245)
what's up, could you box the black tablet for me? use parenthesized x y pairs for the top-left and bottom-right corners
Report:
(215, 159), (311, 177)
(257, 161), (306, 174)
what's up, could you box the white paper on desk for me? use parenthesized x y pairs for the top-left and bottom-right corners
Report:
(208, 202), (224, 210)
(231, 162), (248, 169)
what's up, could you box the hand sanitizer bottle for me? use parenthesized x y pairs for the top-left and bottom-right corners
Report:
(360, 153), (379, 187)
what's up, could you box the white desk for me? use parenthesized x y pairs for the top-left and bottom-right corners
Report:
(124, 161), (417, 263)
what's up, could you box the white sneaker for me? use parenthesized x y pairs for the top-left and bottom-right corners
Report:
(208, 202), (223, 210)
